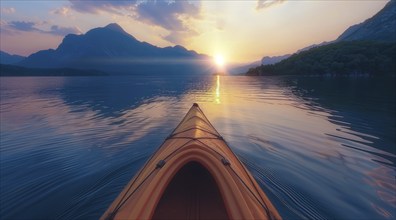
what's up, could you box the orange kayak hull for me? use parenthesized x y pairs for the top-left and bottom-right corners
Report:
(101, 103), (281, 220)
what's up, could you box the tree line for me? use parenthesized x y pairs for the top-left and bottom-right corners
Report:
(246, 41), (396, 76)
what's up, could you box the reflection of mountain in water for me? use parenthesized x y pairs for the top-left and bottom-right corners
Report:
(1, 75), (395, 220)
(59, 75), (208, 117)
(286, 76), (395, 156)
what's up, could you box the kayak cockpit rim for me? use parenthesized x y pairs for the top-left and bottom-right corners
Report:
(101, 103), (282, 220)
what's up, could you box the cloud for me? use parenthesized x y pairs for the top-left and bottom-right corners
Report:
(68, 0), (201, 31)
(49, 25), (82, 36)
(0, 21), (37, 35)
(66, 0), (202, 44)
(5, 21), (81, 36)
(69, 0), (137, 14)
(163, 29), (199, 45)
(51, 6), (72, 17)
(0, 20), (14, 35)
(1, 7), (16, 14)
(256, 0), (286, 10)
(8, 21), (40, 32)
(135, 1), (201, 31)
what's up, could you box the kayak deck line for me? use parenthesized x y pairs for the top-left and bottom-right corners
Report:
(101, 103), (282, 220)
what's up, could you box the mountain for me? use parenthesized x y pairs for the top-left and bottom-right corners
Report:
(246, 41), (396, 76)
(245, 1), (396, 76)
(244, 0), (394, 74)
(230, 43), (331, 75)
(337, 0), (396, 42)
(0, 51), (25, 64)
(228, 60), (261, 75)
(229, 54), (291, 75)
(259, 41), (330, 66)
(20, 23), (211, 74)
(261, 54), (291, 65)
(296, 41), (332, 53)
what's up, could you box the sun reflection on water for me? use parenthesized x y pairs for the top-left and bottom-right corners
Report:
(215, 75), (221, 104)
(1, 76), (395, 220)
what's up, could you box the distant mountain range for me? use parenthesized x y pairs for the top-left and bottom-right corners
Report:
(246, 41), (396, 76)
(229, 54), (291, 75)
(337, 0), (395, 42)
(229, 43), (329, 74)
(228, 60), (261, 75)
(2, 1), (394, 76)
(0, 51), (25, 65)
(246, 0), (396, 76)
(240, 1), (395, 75)
(18, 23), (211, 74)
(261, 54), (291, 66)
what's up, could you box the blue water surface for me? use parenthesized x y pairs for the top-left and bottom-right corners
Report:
(0, 75), (395, 219)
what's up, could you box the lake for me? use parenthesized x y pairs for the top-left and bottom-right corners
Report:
(0, 75), (395, 219)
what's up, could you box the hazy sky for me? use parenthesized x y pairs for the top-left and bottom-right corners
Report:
(0, 0), (389, 63)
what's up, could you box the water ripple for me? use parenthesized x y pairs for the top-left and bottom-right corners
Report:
(1, 75), (395, 219)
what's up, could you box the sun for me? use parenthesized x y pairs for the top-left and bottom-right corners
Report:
(214, 54), (225, 67)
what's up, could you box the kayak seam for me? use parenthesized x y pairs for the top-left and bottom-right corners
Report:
(107, 167), (158, 219)
(107, 139), (197, 219)
(167, 127), (222, 140)
(162, 137), (274, 219)
(227, 165), (272, 219)
(102, 104), (281, 220)
(194, 139), (274, 218)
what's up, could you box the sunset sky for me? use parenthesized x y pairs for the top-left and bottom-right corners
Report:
(0, 0), (389, 63)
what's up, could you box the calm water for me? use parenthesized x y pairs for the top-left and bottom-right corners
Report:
(0, 75), (395, 219)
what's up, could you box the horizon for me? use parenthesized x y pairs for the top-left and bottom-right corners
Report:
(0, 0), (390, 64)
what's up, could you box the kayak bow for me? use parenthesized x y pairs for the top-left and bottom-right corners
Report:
(102, 103), (281, 220)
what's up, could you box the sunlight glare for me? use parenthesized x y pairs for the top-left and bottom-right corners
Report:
(215, 54), (225, 67)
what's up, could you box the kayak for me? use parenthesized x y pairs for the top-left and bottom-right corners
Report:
(101, 103), (281, 220)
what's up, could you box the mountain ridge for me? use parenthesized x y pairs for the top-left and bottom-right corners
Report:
(0, 51), (25, 65)
(337, 0), (395, 42)
(245, 1), (396, 76)
(246, 41), (396, 76)
(20, 23), (211, 74)
(242, 1), (395, 72)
